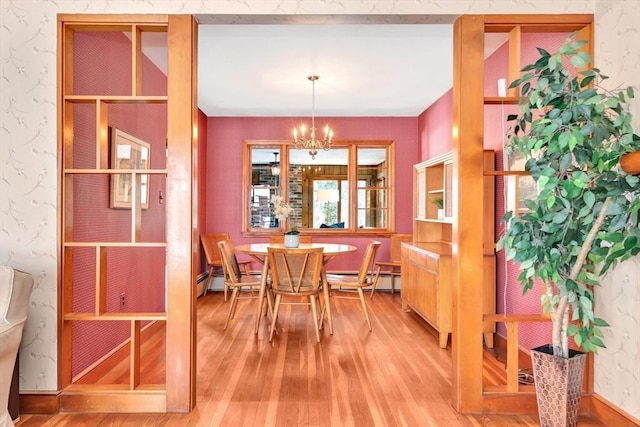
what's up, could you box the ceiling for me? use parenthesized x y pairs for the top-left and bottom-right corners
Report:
(196, 22), (455, 117)
(143, 15), (508, 118)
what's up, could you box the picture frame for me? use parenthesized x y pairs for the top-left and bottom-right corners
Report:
(110, 128), (150, 209)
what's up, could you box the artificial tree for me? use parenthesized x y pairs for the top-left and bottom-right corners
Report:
(498, 37), (640, 359)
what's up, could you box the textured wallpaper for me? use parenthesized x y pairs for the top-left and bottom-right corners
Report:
(1, 0), (638, 419)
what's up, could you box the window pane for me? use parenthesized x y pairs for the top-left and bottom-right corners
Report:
(357, 147), (388, 229)
(250, 147), (280, 229)
(290, 147), (348, 229)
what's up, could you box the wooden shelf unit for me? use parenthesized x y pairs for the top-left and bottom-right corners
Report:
(402, 150), (496, 348)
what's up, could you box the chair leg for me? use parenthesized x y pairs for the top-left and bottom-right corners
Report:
(269, 294), (282, 342)
(224, 287), (241, 329)
(204, 266), (214, 296)
(357, 287), (372, 331)
(370, 266), (383, 299)
(391, 269), (398, 294)
(309, 295), (321, 342)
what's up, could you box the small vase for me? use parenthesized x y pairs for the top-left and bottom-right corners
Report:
(284, 234), (300, 248)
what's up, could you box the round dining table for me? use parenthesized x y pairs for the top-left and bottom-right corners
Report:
(235, 242), (358, 335)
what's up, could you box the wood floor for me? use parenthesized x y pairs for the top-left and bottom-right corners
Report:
(16, 291), (605, 426)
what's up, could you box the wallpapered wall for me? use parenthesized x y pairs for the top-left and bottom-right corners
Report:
(1, 0), (638, 420)
(70, 31), (168, 378)
(206, 116), (417, 272)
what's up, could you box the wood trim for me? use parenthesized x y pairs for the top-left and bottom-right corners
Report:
(452, 14), (486, 413)
(166, 14), (198, 412)
(59, 391), (166, 413)
(589, 394), (640, 427)
(57, 14), (169, 25)
(19, 392), (60, 415)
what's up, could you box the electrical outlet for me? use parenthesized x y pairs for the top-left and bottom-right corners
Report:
(120, 292), (126, 309)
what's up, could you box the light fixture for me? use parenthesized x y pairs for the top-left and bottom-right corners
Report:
(292, 75), (334, 160)
(270, 152), (280, 176)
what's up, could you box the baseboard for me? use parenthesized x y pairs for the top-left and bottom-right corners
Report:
(588, 394), (640, 427)
(199, 272), (402, 296)
(19, 391), (60, 415)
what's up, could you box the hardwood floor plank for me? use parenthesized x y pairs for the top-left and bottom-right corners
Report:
(17, 292), (606, 426)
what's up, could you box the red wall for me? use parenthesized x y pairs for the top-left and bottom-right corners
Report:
(205, 116), (418, 271)
(72, 32), (167, 377)
(418, 88), (453, 159)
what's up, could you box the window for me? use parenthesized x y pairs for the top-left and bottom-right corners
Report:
(243, 141), (394, 235)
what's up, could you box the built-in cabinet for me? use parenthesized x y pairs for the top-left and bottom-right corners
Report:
(402, 150), (496, 348)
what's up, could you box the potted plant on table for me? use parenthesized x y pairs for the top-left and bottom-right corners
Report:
(271, 195), (300, 247)
(497, 36), (640, 427)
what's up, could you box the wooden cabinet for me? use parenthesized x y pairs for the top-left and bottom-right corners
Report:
(401, 243), (451, 348)
(402, 150), (496, 349)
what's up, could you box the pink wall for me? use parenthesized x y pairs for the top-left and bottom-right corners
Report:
(418, 88), (453, 158)
(72, 32), (167, 377)
(205, 116), (418, 271)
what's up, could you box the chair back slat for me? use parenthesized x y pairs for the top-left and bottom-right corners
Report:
(217, 239), (243, 283)
(358, 240), (382, 285)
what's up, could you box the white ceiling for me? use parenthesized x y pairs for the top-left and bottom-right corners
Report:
(197, 23), (455, 117)
(143, 16), (508, 119)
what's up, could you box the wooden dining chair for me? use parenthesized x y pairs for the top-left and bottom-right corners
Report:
(201, 232), (252, 299)
(217, 239), (267, 330)
(266, 246), (325, 342)
(326, 240), (381, 331)
(372, 233), (412, 297)
(269, 235), (313, 244)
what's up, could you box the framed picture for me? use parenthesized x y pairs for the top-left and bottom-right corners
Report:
(110, 128), (150, 209)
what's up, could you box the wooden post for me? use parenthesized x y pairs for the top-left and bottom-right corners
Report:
(166, 14), (198, 412)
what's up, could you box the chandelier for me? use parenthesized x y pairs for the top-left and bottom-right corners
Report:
(292, 75), (334, 159)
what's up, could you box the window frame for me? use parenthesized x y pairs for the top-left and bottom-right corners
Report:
(242, 140), (395, 237)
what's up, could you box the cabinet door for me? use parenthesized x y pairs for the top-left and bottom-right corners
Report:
(415, 259), (438, 326)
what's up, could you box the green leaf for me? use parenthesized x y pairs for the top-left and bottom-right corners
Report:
(583, 191), (595, 208)
(580, 74), (594, 88)
(571, 53), (588, 68)
(593, 318), (610, 327)
(547, 194), (556, 209)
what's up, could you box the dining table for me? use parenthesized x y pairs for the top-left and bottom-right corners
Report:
(234, 242), (358, 335)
